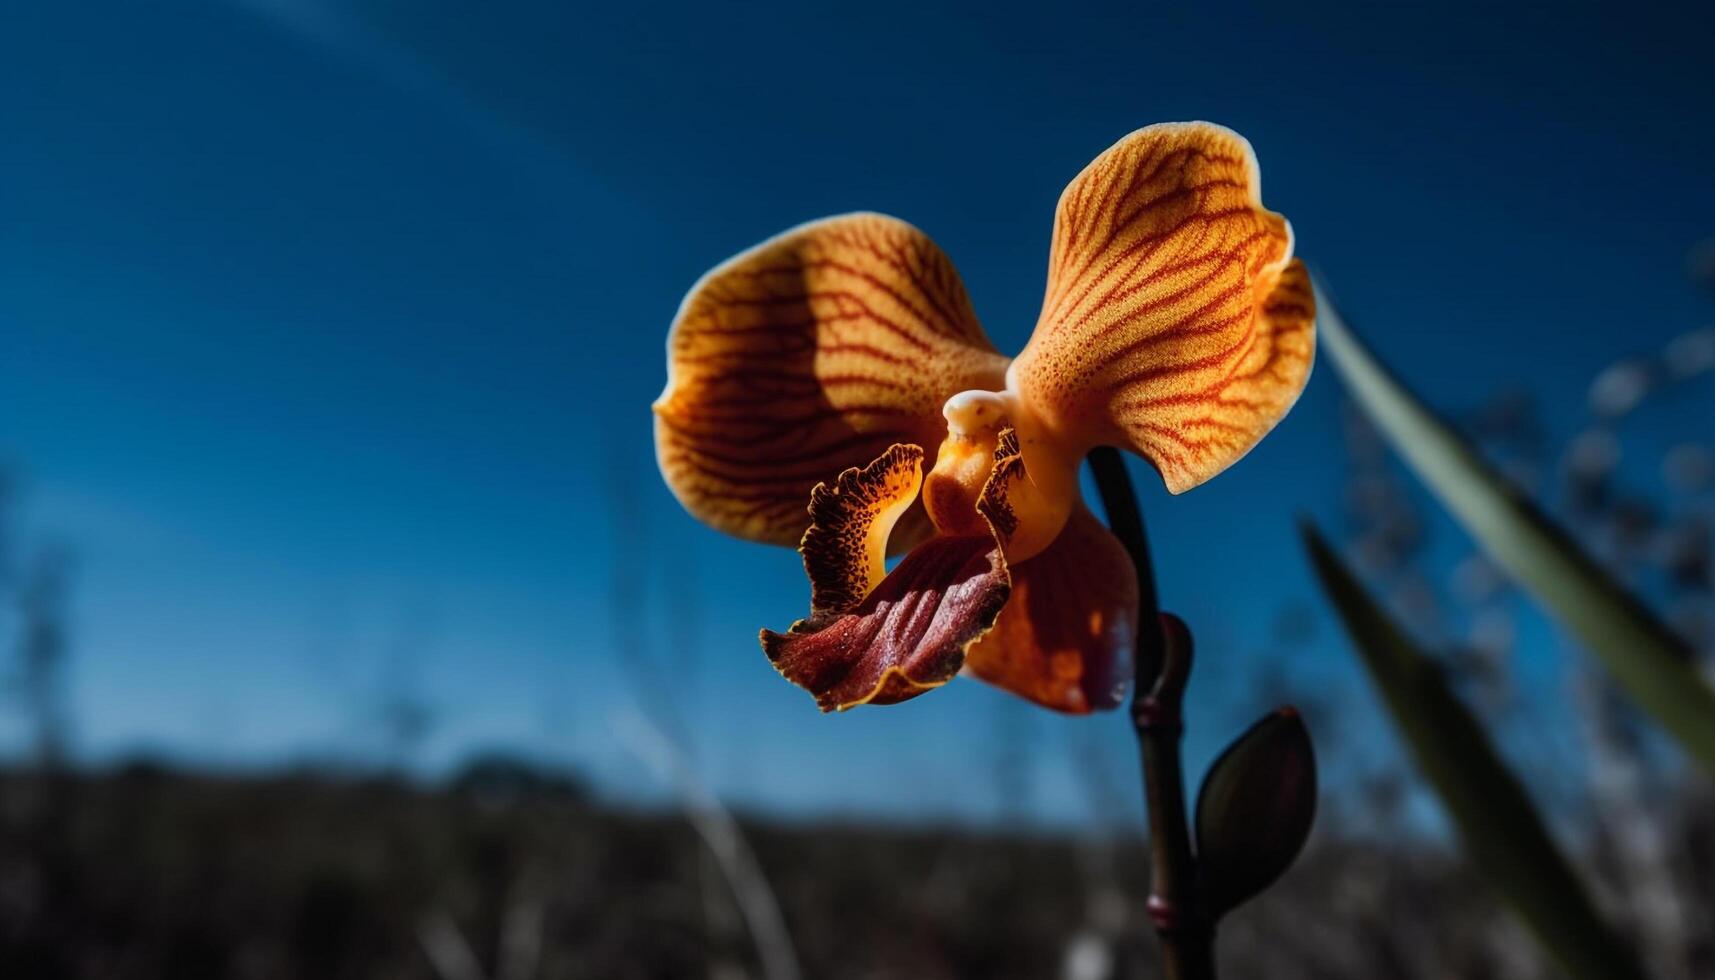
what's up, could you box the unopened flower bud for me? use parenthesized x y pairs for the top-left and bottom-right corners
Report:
(1195, 707), (1317, 918)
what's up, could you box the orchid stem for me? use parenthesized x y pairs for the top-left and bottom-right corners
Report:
(1088, 448), (1214, 980)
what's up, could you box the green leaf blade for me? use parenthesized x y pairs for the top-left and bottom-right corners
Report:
(1302, 523), (1648, 980)
(1314, 280), (1715, 774)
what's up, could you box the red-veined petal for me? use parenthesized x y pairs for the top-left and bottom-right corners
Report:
(1010, 122), (1314, 494)
(655, 213), (1009, 545)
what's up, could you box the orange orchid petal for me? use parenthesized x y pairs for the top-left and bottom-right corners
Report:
(763, 535), (1010, 711)
(1010, 122), (1315, 494)
(655, 213), (1010, 545)
(964, 506), (1137, 713)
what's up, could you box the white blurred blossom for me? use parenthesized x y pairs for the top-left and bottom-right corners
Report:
(1588, 357), (1657, 418)
(1663, 327), (1715, 380)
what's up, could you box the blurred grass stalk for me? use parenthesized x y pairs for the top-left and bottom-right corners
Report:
(1302, 524), (1648, 980)
(618, 708), (803, 980)
(1312, 278), (1715, 775)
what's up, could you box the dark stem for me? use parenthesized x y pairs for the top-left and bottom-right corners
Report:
(1088, 448), (1214, 980)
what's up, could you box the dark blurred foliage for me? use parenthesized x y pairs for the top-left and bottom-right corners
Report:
(10, 762), (1703, 980)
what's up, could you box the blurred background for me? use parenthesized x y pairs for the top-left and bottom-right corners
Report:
(2, 1), (1712, 977)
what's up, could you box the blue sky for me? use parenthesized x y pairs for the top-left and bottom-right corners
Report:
(2, 1), (1712, 825)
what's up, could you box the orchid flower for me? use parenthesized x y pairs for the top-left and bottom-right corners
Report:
(654, 122), (1314, 714)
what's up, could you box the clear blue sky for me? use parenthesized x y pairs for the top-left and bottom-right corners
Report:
(2, 1), (1712, 825)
